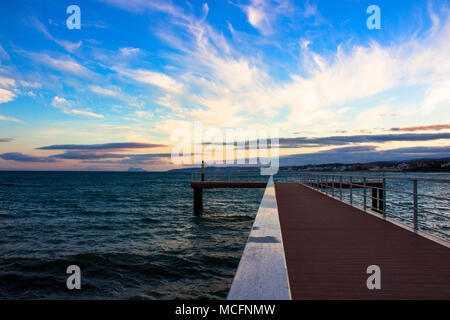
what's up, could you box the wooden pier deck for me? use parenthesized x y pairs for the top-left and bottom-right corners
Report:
(190, 181), (267, 213)
(275, 182), (450, 299)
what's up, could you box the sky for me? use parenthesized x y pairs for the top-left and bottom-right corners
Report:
(0, 0), (449, 171)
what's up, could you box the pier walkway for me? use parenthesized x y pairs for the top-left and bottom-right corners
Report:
(275, 182), (450, 299)
(193, 173), (450, 299)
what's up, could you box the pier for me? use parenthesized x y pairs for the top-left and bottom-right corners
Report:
(203, 173), (450, 300)
(275, 182), (450, 299)
(190, 180), (267, 213)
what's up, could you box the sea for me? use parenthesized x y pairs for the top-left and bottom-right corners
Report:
(0, 171), (448, 299)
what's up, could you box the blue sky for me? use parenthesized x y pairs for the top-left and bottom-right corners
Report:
(0, 0), (449, 170)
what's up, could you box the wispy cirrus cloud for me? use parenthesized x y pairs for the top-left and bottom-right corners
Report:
(119, 47), (141, 56)
(89, 85), (120, 97)
(0, 114), (24, 123)
(51, 96), (104, 119)
(239, 0), (295, 35)
(141, 0), (450, 137)
(113, 67), (184, 94)
(29, 53), (96, 79)
(98, 0), (187, 18)
(30, 17), (82, 53)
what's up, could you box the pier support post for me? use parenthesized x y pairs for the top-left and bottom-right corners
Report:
(194, 187), (203, 214)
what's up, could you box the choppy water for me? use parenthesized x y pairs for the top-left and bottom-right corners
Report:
(0, 172), (264, 299)
(0, 171), (448, 299)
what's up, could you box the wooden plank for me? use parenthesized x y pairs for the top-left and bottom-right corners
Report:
(275, 182), (450, 300)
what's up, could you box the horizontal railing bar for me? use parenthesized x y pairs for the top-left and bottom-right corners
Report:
(380, 199), (449, 218)
(336, 182), (449, 202)
(299, 173), (450, 183)
(385, 213), (449, 238)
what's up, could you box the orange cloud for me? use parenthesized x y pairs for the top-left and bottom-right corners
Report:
(391, 124), (450, 132)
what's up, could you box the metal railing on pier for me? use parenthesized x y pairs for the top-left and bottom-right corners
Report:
(299, 173), (450, 242)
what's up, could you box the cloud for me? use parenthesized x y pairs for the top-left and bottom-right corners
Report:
(50, 151), (131, 160)
(243, 0), (271, 34)
(0, 76), (16, 88)
(37, 142), (167, 150)
(278, 133), (450, 148)
(30, 17), (82, 53)
(30, 53), (96, 79)
(119, 47), (140, 56)
(239, 0), (294, 35)
(0, 114), (24, 123)
(280, 146), (450, 166)
(81, 153), (172, 164)
(221, 132), (450, 148)
(0, 152), (59, 163)
(51, 96), (71, 109)
(70, 109), (104, 119)
(95, 0), (449, 138)
(422, 79), (450, 114)
(0, 88), (16, 103)
(0, 45), (10, 62)
(39, 151), (174, 165)
(391, 124), (450, 132)
(134, 110), (153, 119)
(89, 85), (120, 97)
(0, 77), (17, 104)
(98, 0), (186, 18)
(153, 2), (450, 134)
(318, 146), (377, 153)
(113, 67), (184, 93)
(0, 138), (13, 142)
(51, 96), (104, 119)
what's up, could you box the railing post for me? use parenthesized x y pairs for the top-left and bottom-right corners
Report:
(339, 175), (343, 200)
(363, 177), (367, 212)
(331, 176), (335, 197)
(413, 179), (418, 231)
(326, 176), (330, 195)
(349, 176), (353, 205)
(382, 178), (386, 217)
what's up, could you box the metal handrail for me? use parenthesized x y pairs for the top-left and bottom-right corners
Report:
(299, 172), (450, 183)
(299, 172), (450, 242)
